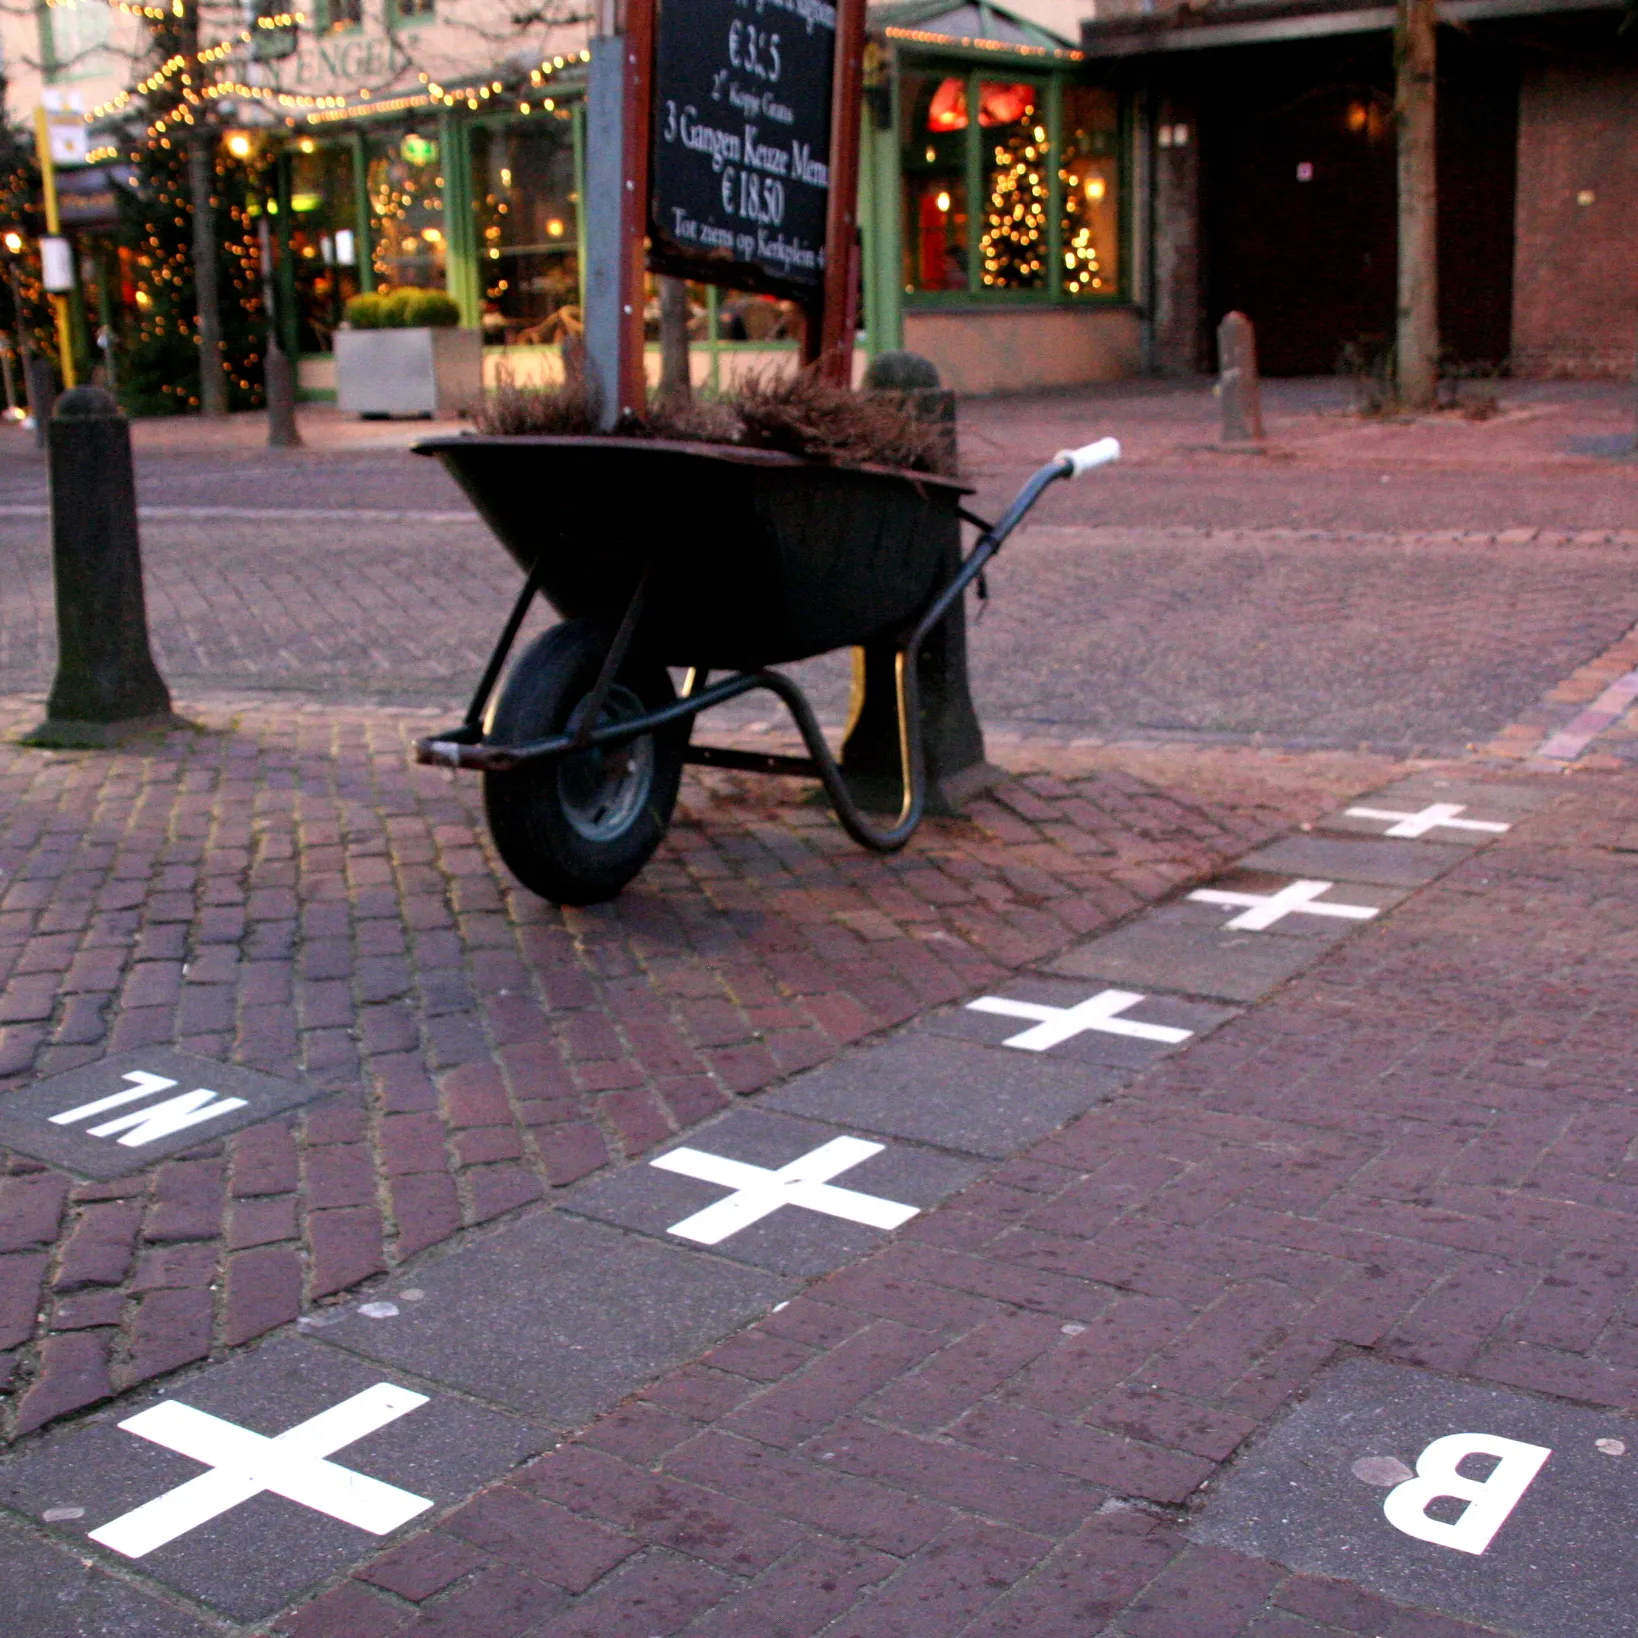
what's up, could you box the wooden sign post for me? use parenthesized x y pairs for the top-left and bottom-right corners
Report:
(585, 0), (866, 421)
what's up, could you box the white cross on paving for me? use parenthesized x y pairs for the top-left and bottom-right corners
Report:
(1187, 878), (1381, 931)
(89, 1384), (433, 1559)
(966, 988), (1192, 1052)
(1343, 802), (1510, 839)
(653, 1136), (919, 1245)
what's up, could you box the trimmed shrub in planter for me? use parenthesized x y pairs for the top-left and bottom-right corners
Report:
(336, 288), (477, 418)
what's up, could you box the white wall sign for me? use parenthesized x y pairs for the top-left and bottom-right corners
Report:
(966, 988), (1193, 1052)
(89, 1385), (434, 1559)
(653, 1135), (918, 1245)
(1382, 1432), (1551, 1555)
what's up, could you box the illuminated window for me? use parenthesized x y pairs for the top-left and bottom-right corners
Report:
(901, 68), (1125, 303)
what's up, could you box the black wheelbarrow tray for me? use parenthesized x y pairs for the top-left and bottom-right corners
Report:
(411, 432), (1120, 904)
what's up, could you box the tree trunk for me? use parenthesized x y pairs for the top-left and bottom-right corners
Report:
(1395, 0), (1439, 411)
(187, 131), (227, 418)
(179, 3), (227, 419)
(658, 276), (691, 407)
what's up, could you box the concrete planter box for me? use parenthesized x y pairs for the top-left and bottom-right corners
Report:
(335, 326), (482, 418)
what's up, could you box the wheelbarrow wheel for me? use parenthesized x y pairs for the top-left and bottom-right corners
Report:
(483, 619), (686, 904)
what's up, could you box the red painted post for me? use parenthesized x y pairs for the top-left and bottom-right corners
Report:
(811, 0), (867, 384)
(615, 0), (656, 420)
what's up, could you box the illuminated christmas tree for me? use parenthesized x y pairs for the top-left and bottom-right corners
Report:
(1060, 168), (1105, 297)
(979, 128), (1047, 290)
(114, 127), (269, 415)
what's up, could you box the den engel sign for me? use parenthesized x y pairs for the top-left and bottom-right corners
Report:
(649, 0), (837, 295)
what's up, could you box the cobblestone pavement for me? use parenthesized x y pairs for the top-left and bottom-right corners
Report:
(6, 514), (1638, 754)
(3, 387), (1638, 1635)
(0, 694), (1386, 1447)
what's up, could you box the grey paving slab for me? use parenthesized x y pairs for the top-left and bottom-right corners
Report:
(1041, 918), (1325, 1003)
(1365, 774), (1558, 814)
(0, 1049), (328, 1180)
(918, 975), (1237, 1071)
(0, 1335), (544, 1623)
(0, 1515), (218, 1638)
(760, 1033), (1126, 1159)
(564, 1109), (984, 1278)
(1314, 788), (1526, 843)
(1193, 1356), (1638, 1638)
(313, 1209), (791, 1423)
(1172, 870), (1408, 941)
(1238, 834), (1470, 889)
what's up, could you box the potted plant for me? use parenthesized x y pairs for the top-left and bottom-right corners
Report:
(335, 288), (482, 418)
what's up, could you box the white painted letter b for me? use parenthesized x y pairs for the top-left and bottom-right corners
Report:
(1382, 1432), (1550, 1555)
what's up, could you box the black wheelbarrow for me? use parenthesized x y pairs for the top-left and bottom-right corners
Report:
(411, 432), (1120, 903)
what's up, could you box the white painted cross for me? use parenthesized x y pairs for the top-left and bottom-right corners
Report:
(965, 988), (1192, 1052)
(50, 1071), (248, 1149)
(653, 1136), (919, 1245)
(1343, 802), (1510, 839)
(88, 1384), (433, 1559)
(1188, 878), (1380, 931)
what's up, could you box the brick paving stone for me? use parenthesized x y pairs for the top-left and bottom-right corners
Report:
(0, 695), (1332, 1440)
(257, 761), (1638, 1638)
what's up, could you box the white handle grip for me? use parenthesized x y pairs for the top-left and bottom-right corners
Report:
(1054, 437), (1121, 477)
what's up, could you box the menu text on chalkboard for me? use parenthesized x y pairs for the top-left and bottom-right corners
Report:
(649, 0), (837, 295)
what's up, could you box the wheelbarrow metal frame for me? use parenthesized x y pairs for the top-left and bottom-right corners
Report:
(414, 444), (1114, 853)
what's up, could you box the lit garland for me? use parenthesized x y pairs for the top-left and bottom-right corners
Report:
(980, 122), (1048, 289)
(306, 47), (589, 124)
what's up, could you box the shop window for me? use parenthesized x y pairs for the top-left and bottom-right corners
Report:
(900, 67), (1124, 303)
(901, 73), (968, 292)
(368, 127), (446, 291)
(977, 82), (1046, 291)
(287, 140), (362, 352)
(392, 0), (435, 23)
(322, 0), (362, 32)
(472, 114), (579, 344)
(1060, 85), (1119, 297)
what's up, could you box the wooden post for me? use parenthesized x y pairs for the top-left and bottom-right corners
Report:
(658, 275), (691, 405)
(811, 0), (867, 384)
(1395, 0), (1439, 412)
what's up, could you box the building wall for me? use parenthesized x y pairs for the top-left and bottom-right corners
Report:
(1151, 95), (1201, 376)
(903, 305), (1140, 392)
(1512, 59), (1638, 378)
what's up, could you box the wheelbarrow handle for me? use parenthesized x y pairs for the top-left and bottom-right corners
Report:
(1055, 436), (1122, 477)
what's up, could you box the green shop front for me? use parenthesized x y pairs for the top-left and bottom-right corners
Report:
(278, 4), (1136, 401)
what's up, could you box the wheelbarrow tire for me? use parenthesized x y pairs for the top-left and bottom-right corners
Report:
(483, 619), (686, 904)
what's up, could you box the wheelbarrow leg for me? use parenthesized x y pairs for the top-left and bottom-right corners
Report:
(841, 527), (995, 816)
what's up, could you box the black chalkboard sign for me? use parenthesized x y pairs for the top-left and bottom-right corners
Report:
(649, 0), (837, 295)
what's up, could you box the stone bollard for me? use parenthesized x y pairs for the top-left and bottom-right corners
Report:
(24, 387), (176, 748)
(1217, 310), (1266, 446)
(264, 337), (303, 449)
(26, 357), (56, 451)
(841, 352), (996, 816)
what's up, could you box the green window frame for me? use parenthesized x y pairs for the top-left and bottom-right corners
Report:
(389, 0), (436, 30)
(898, 59), (1129, 309)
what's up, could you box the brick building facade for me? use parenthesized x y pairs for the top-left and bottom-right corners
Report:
(1085, 0), (1636, 380)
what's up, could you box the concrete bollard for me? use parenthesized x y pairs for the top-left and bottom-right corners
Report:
(24, 386), (176, 748)
(265, 337), (303, 449)
(26, 357), (56, 451)
(1217, 310), (1266, 446)
(841, 352), (996, 815)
